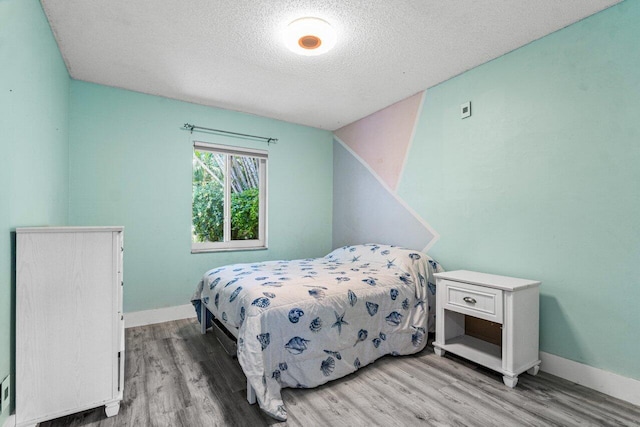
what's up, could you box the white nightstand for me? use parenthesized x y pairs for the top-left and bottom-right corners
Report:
(432, 270), (541, 387)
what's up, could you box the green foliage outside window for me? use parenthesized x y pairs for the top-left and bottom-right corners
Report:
(192, 150), (260, 243)
(231, 187), (259, 240)
(192, 181), (224, 242)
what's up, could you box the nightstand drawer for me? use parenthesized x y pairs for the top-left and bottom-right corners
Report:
(442, 279), (503, 323)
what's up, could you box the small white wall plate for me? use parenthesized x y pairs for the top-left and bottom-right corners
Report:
(461, 101), (471, 119)
(1, 374), (10, 414)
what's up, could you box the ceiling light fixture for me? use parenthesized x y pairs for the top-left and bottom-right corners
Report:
(284, 17), (337, 56)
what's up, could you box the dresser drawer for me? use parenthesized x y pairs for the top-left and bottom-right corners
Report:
(442, 279), (503, 323)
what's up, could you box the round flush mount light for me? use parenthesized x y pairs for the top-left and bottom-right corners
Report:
(284, 17), (337, 56)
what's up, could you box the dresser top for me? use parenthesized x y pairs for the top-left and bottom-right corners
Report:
(16, 226), (124, 233)
(434, 270), (540, 291)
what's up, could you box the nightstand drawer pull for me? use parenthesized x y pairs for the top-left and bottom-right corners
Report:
(463, 296), (477, 304)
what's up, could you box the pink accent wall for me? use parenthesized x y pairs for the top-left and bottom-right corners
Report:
(334, 91), (424, 191)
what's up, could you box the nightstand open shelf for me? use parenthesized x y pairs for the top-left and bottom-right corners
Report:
(433, 270), (541, 388)
(443, 333), (502, 371)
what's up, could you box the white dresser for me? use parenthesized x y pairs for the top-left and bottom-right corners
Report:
(16, 227), (124, 427)
(432, 270), (540, 387)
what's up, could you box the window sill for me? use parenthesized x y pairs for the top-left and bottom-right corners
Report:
(191, 245), (268, 254)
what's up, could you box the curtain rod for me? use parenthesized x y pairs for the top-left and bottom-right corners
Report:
(183, 123), (277, 145)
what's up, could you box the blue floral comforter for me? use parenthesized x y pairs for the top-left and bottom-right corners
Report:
(191, 244), (442, 420)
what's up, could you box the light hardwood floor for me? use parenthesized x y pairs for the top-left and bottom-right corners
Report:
(42, 318), (640, 427)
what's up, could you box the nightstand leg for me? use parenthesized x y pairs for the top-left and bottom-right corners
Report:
(527, 365), (540, 376)
(434, 347), (446, 357)
(502, 375), (518, 388)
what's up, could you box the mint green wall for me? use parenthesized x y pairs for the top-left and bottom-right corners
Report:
(68, 81), (333, 312)
(399, 2), (639, 380)
(0, 0), (70, 421)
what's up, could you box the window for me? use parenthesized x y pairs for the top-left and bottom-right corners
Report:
(192, 141), (267, 252)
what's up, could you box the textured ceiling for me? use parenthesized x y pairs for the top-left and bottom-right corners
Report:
(41, 0), (620, 130)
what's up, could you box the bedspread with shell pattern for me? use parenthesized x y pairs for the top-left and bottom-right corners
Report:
(192, 244), (442, 421)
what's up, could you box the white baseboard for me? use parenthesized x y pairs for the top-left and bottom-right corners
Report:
(124, 303), (196, 328)
(2, 414), (15, 427)
(540, 351), (640, 407)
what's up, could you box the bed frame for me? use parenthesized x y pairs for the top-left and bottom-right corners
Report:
(200, 302), (257, 404)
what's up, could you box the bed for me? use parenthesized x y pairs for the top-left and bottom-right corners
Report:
(191, 243), (443, 421)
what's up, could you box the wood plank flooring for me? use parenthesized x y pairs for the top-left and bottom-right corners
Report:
(41, 318), (640, 426)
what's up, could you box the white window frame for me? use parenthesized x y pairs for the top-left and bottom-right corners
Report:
(191, 141), (268, 253)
